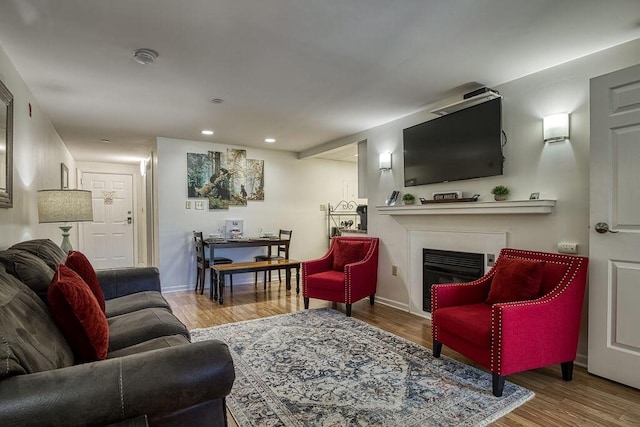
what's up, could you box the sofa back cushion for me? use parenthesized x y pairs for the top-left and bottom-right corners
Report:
(10, 239), (67, 271)
(0, 249), (54, 303)
(66, 251), (106, 313)
(0, 270), (74, 378)
(48, 265), (109, 362)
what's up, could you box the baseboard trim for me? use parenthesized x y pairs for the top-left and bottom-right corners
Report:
(375, 296), (409, 312)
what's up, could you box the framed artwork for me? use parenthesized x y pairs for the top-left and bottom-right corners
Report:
(60, 163), (69, 189)
(529, 192), (540, 200)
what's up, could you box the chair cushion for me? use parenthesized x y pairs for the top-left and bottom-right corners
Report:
(0, 249), (55, 303)
(10, 239), (67, 271)
(332, 240), (367, 272)
(105, 291), (172, 317)
(486, 257), (545, 304)
(65, 251), (106, 313)
(0, 270), (74, 378)
(434, 303), (492, 348)
(47, 265), (109, 362)
(306, 270), (346, 292)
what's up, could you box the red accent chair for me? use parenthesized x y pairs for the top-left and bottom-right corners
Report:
(431, 248), (589, 397)
(302, 237), (379, 316)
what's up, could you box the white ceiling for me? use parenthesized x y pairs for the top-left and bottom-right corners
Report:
(0, 0), (639, 164)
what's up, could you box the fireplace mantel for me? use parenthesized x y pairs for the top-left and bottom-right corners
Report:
(377, 199), (555, 216)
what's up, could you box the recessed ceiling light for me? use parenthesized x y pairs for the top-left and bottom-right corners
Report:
(265, 138), (276, 143)
(133, 48), (158, 65)
(210, 98), (224, 104)
(201, 130), (214, 135)
(101, 139), (111, 144)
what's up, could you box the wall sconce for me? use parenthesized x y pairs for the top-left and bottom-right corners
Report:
(543, 113), (570, 143)
(379, 152), (392, 171)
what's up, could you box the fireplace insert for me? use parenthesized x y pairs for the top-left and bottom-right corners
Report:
(423, 248), (484, 312)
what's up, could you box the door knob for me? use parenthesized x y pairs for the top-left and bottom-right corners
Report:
(595, 222), (618, 234)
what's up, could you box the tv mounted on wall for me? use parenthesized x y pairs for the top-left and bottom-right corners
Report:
(403, 97), (503, 187)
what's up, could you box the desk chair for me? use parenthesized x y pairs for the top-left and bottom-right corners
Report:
(193, 231), (233, 294)
(254, 229), (292, 288)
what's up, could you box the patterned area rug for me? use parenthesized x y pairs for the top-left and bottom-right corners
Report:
(191, 308), (534, 426)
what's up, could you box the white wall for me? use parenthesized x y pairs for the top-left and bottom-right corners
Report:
(324, 38), (640, 361)
(156, 137), (362, 291)
(0, 43), (76, 249)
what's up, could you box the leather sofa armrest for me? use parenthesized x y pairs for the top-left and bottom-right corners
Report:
(0, 340), (235, 427)
(97, 267), (161, 299)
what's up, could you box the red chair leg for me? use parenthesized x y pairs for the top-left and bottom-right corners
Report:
(304, 297), (310, 309)
(561, 361), (574, 381)
(433, 340), (442, 358)
(492, 374), (505, 397)
(346, 304), (352, 317)
(369, 295), (375, 305)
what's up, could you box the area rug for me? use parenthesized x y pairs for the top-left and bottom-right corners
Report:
(191, 308), (534, 426)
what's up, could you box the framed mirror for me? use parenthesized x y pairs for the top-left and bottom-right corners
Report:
(0, 78), (13, 208)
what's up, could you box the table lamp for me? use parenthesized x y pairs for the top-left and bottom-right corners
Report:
(37, 189), (94, 254)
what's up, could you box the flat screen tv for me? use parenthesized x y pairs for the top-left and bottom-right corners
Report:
(403, 97), (503, 187)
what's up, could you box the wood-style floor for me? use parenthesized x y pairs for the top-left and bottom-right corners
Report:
(164, 280), (640, 426)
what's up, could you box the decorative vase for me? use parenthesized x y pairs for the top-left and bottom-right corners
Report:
(494, 194), (508, 201)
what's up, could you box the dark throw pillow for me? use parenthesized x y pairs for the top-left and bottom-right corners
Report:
(332, 241), (367, 272)
(486, 257), (546, 304)
(48, 265), (109, 362)
(65, 251), (106, 313)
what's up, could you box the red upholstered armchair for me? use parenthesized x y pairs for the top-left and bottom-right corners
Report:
(302, 237), (379, 316)
(431, 248), (589, 397)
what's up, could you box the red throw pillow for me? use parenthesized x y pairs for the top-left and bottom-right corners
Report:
(65, 251), (105, 313)
(486, 257), (546, 304)
(332, 241), (367, 272)
(48, 265), (109, 362)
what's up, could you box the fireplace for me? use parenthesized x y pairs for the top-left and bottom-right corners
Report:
(423, 248), (484, 312)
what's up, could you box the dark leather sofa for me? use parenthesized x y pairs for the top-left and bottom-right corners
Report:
(0, 239), (235, 427)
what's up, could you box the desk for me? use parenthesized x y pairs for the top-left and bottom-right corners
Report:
(211, 259), (301, 303)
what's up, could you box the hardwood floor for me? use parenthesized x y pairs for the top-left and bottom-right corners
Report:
(164, 280), (640, 426)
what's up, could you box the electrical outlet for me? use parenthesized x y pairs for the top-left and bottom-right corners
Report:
(391, 265), (398, 276)
(319, 204), (327, 211)
(487, 253), (495, 267)
(557, 242), (578, 254)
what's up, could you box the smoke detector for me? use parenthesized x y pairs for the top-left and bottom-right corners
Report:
(133, 48), (158, 65)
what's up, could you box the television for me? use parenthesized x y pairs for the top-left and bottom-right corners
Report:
(403, 97), (503, 187)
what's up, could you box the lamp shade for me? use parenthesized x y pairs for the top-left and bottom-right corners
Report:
(38, 190), (94, 223)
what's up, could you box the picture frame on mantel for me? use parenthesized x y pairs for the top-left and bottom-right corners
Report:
(60, 163), (69, 190)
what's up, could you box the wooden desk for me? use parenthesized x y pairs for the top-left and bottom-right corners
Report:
(211, 259), (300, 303)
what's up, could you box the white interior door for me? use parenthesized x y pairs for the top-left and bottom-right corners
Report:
(588, 63), (640, 389)
(81, 172), (134, 269)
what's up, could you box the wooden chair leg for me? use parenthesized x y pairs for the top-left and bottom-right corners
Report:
(346, 304), (352, 317)
(304, 297), (310, 309)
(433, 340), (442, 358)
(369, 295), (375, 305)
(561, 361), (574, 381)
(492, 374), (506, 397)
(277, 269), (282, 283)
